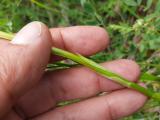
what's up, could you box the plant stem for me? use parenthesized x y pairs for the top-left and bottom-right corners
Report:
(1, 31), (160, 101)
(0, 31), (14, 40)
(52, 47), (160, 101)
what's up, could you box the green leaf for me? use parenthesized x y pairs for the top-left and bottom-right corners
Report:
(140, 73), (160, 82)
(144, 0), (153, 11)
(123, 0), (138, 6)
(137, 0), (142, 5)
(155, 0), (160, 12)
(82, 1), (95, 13)
(80, 0), (87, 7)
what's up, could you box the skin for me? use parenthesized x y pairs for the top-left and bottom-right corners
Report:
(0, 22), (147, 120)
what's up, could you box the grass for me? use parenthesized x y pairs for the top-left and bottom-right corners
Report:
(1, 0), (160, 119)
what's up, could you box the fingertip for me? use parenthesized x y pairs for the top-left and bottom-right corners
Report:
(99, 59), (141, 91)
(103, 59), (141, 82)
(87, 26), (110, 50)
(61, 26), (109, 56)
(11, 21), (52, 48)
(118, 59), (141, 80)
(4, 21), (53, 97)
(106, 89), (147, 119)
(94, 26), (110, 48)
(50, 26), (109, 56)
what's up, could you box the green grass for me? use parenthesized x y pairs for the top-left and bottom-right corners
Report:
(1, 0), (160, 119)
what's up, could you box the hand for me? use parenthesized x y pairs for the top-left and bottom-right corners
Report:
(0, 22), (147, 120)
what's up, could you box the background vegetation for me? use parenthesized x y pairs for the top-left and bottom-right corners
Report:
(0, 0), (160, 119)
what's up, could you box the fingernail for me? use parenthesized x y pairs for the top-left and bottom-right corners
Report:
(11, 21), (42, 45)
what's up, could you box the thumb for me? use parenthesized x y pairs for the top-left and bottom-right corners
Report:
(0, 22), (52, 117)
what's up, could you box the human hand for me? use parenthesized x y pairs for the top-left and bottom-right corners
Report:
(0, 22), (147, 120)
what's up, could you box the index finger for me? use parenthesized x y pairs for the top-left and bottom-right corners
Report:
(50, 26), (109, 56)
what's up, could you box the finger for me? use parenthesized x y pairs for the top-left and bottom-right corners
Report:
(31, 89), (147, 120)
(47, 59), (140, 101)
(1, 26), (109, 56)
(0, 21), (52, 117)
(15, 59), (140, 118)
(50, 26), (109, 60)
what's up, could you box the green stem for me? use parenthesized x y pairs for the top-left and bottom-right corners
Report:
(0, 31), (14, 40)
(1, 31), (160, 101)
(52, 47), (160, 101)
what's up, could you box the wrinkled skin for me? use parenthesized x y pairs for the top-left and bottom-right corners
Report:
(0, 22), (147, 120)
